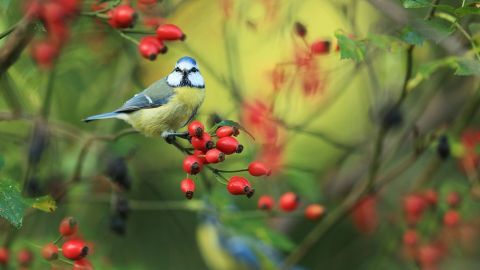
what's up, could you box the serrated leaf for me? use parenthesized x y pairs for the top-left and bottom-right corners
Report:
(28, 195), (57, 213)
(335, 31), (366, 62)
(403, 0), (430, 8)
(453, 58), (480, 76)
(400, 27), (425, 46)
(209, 120), (255, 140)
(0, 178), (28, 228)
(413, 18), (455, 44)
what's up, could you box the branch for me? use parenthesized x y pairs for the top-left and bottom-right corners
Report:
(0, 18), (35, 76)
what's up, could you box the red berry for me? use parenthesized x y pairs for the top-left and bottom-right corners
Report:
(0, 247), (9, 265)
(188, 120), (205, 138)
(180, 178), (195, 199)
(443, 210), (460, 227)
(31, 40), (59, 69)
(215, 126), (239, 138)
(216, 137), (243, 155)
(402, 230), (418, 246)
(182, 155), (203, 175)
(310, 40), (330, 54)
(279, 192), (299, 212)
(205, 149), (225, 164)
(17, 249), (33, 267)
(257, 195), (274, 210)
(191, 132), (214, 151)
(138, 36), (167, 60)
(108, 5), (137, 28)
(156, 24), (185, 41)
(41, 243), (59, 261)
(62, 239), (88, 260)
(446, 191), (461, 208)
(59, 216), (78, 236)
(58, 0), (80, 16)
(73, 259), (93, 270)
(351, 196), (378, 235)
(294, 22), (307, 37)
(138, 0), (157, 5)
(403, 194), (427, 225)
(423, 189), (438, 207)
(193, 149), (207, 163)
(418, 244), (443, 269)
(305, 204), (325, 220)
(248, 161), (271, 176)
(227, 176), (254, 198)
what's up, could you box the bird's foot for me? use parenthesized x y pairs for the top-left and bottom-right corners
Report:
(162, 131), (190, 144)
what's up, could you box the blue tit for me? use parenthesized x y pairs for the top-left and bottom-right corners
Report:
(83, 56), (205, 137)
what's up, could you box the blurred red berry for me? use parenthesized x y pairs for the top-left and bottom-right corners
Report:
(403, 194), (427, 225)
(205, 149), (225, 164)
(446, 191), (461, 208)
(17, 249), (33, 267)
(138, 0), (157, 5)
(257, 195), (274, 210)
(423, 189), (438, 207)
(188, 120), (205, 138)
(216, 136), (243, 155)
(443, 210), (460, 227)
(417, 244), (443, 270)
(351, 195), (378, 235)
(216, 126), (239, 138)
(305, 204), (325, 220)
(59, 216), (78, 236)
(279, 192), (299, 212)
(182, 155), (203, 175)
(294, 22), (307, 37)
(227, 176), (254, 198)
(31, 40), (59, 69)
(310, 40), (330, 55)
(191, 132), (214, 151)
(248, 161), (271, 176)
(138, 40), (159, 60)
(403, 230), (418, 246)
(0, 247), (8, 265)
(41, 243), (58, 261)
(156, 24), (186, 41)
(73, 258), (93, 270)
(108, 5), (137, 28)
(180, 178), (195, 199)
(62, 239), (88, 260)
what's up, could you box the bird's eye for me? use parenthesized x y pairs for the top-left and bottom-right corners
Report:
(190, 67), (198, 73)
(174, 67), (181, 72)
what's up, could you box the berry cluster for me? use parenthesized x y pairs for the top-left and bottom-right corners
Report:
(94, 2), (185, 61)
(42, 217), (93, 269)
(401, 190), (464, 270)
(0, 247), (34, 269)
(258, 192), (326, 221)
(25, 0), (81, 69)
(179, 121), (272, 199)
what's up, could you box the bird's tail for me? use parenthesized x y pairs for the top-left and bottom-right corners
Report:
(83, 112), (119, 122)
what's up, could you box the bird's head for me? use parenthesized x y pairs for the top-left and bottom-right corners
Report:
(167, 56), (205, 89)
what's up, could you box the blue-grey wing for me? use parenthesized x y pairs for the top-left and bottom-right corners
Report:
(115, 78), (174, 113)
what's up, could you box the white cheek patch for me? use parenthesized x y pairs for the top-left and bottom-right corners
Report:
(167, 72), (183, 87)
(188, 72), (205, 88)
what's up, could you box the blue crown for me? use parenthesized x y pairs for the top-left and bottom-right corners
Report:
(177, 56), (197, 65)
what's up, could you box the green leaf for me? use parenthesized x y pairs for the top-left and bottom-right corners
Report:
(403, 0), (430, 8)
(335, 31), (366, 62)
(400, 27), (425, 46)
(27, 195), (57, 213)
(0, 178), (58, 228)
(209, 120), (255, 140)
(0, 178), (28, 228)
(453, 58), (480, 76)
(455, 7), (480, 16)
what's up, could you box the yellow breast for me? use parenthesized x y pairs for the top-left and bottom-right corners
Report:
(126, 87), (205, 136)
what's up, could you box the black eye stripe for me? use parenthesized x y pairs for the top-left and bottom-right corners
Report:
(174, 67), (181, 72)
(189, 68), (198, 73)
